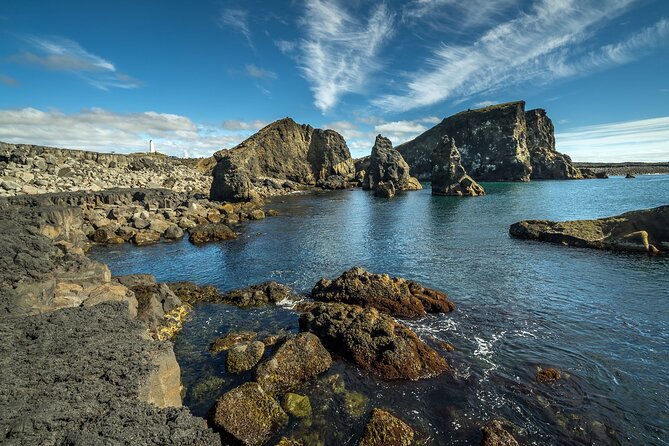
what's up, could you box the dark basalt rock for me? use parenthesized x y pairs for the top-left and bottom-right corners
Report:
(167, 281), (224, 304)
(210, 118), (355, 201)
(432, 136), (485, 196)
(222, 281), (300, 308)
(299, 302), (448, 380)
(510, 205), (669, 254)
(358, 408), (415, 446)
(311, 267), (455, 318)
(526, 109), (582, 180)
(363, 135), (422, 193)
(188, 222), (236, 245)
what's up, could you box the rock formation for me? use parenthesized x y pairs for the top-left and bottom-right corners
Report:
(358, 408), (415, 446)
(311, 267), (455, 318)
(397, 101), (582, 182)
(525, 109), (582, 179)
(510, 205), (669, 254)
(363, 135), (422, 194)
(481, 419), (522, 446)
(210, 118), (355, 202)
(299, 302), (448, 380)
(431, 136), (486, 196)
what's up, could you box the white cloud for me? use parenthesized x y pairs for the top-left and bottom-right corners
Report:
(556, 116), (669, 162)
(418, 116), (442, 124)
(218, 8), (254, 49)
(274, 40), (297, 54)
(375, 120), (427, 134)
(245, 64), (277, 79)
(375, 0), (647, 111)
(297, 0), (394, 112)
(220, 119), (269, 131)
(11, 36), (139, 90)
(402, 0), (516, 29)
(323, 120), (365, 139)
(0, 108), (253, 158)
(473, 100), (497, 108)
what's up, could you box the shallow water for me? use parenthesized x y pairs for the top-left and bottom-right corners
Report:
(91, 175), (669, 445)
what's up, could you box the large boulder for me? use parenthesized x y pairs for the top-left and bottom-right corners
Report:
(227, 341), (266, 373)
(255, 332), (332, 393)
(299, 302), (448, 380)
(526, 109), (582, 179)
(211, 382), (288, 446)
(358, 408), (415, 446)
(397, 101), (532, 181)
(509, 205), (669, 254)
(311, 267), (455, 318)
(432, 136), (485, 196)
(188, 223), (236, 245)
(210, 118), (355, 201)
(363, 135), (422, 192)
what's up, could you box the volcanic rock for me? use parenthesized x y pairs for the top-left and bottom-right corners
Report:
(374, 181), (396, 198)
(363, 135), (422, 193)
(222, 281), (300, 308)
(431, 136), (485, 196)
(525, 109), (582, 179)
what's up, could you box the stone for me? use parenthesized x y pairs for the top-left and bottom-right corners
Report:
(1, 180), (21, 190)
(481, 419), (521, 446)
(164, 225), (184, 240)
(211, 382), (288, 446)
(526, 109), (582, 179)
(311, 267), (455, 317)
(510, 205), (669, 254)
(178, 217), (197, 229)
(255, 333), (332, 394)
(167, 281), (224, 305)
(222, 282), (299, 308)
(137, 347), (183, 408)
(536, 367), (561, 383)
(188, 223), (236, 245)
(93, 226), (125, 244)
(249, 209), (266, 220)
(227, 341), (266, 373)
(358, 408), (414, 446)
(149, 218), (171, 234)
(210, 331), (258, 353)
(374, 181), (395, 198)
(189, 376), (227, 402)
(133, 217), (150, 229)
(57, 167), (73, 177)
(364, 135), (422, 192)
(282, 393), (312, 418)
(132, 230), (161, 246)
(21, 184), (40, 195)
(299, 302), (448, 380)
(431, 136), (485, 196)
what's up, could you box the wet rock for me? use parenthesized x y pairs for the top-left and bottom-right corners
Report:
(364, 135), (422, 192)
(311, 267), (455, 318)
(358, 408), (415, 446)
(431, 136), (485, 196)
(299, 302), (448, 380)
(211, 381), (288, 446)
(510, 205), (669, 254)
(536, 367), (562, 383)
(188, 223), (236, 245)
(282, 393), (312, 418)
(374, 181), (395, 198)
(210, 331), (258, 353)
(256, 332), (332, 394)
(167, 281), (224, 305)
(276, 438), (304, 446)
(227, 341), (266, 373)
(625, 173), (636, 179)
(223, 281), (299, 308)
(189, 375), (226, 402)
(481, 419), (521, 446)
(132, 230), (161, 246)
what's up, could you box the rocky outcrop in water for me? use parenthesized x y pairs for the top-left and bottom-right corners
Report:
(431, 136), (486, 196)
(311, 267), (455, 318)
(210, 118), (355, 202)
(510, 205), (669, 254)
(481, 419), (522, 446)
(299, 302), (448, 380)
(525, 109), (582, 180)
(358, 408), (415, 446)
(363, 135), (422, 194)
(223, 282), (300, 307)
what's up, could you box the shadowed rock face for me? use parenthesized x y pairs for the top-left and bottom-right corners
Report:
(299, 302), (448, 380)
(431, 136), (485, 197)
(510, 205), (669, 254)
(311, 267), (455, 318)
(526, 109), (582, 180)
(363, 135), (422, 193)
(210, 118), (355, 201)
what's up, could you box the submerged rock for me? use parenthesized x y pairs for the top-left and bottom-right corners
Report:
(358, 408), (415, 446)
(227, 341), (266, 373)
(188, 223), (236, 245)
(210, 331), (258, 353)
(510, 205), (669, 254)
(299, 302), (448, 380)
(282, 393), (312, 418)
(223, 281), (300, 308)
(431, 136), (485, 197)
(256, 332), (332, 394)
(535, 367), (562, 383)
(311, 267), (455, 317)
(211, 381), (288, 446)
(363, 135), (422, 193)
(481, 419), (521, 446)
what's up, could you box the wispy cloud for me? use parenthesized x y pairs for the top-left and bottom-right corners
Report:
(375, 0), (650, 111)
(556, 116), (669, 162)
(297, 0), (394, 112)
(245, 64), (277, 79)
(0, 75), (19, 86)
(10, 36), (139, 90)
(221, 119), (269, 131)
(402, 0), (517, 30)
(0, 107), (254, 158)
(219, 8), (254, 49)
(473, 100), (497, 108)
(274, 40), (297, 55)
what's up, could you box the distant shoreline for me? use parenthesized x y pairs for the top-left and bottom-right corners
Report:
(573, 162), (669, 175)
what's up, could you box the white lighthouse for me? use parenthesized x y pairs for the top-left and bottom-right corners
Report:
(149, 139), (155, 154)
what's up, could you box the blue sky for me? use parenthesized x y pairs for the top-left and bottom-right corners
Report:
(0, 0), (668, 161)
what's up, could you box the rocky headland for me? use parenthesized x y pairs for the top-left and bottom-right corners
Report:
(510, 205), (669, 254)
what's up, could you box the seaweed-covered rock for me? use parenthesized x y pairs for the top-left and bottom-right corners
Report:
(227, 341), (266, 373)
(299, 302), (448, 380)
(211, 382), (288, 446)
(364, 135), (422, 193)
(510, 205), (669, 254)
(535, 367), (562, 383)
(223, 282), (300, 308)
(167, 281), (224, 304)
(210, 331), (258, 353)
(188, 223), (236, 245)
(311, 267), (455, 318)
(481, 419), (521, 446)
(256, 332), (332, 394)
(432, 136), (485, 197)
(358, 408), (415, 446)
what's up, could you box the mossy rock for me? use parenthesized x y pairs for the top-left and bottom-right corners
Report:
(282, 393), (312, 418)
(226, 341), (265, 374)
(358, 408), (414, 446)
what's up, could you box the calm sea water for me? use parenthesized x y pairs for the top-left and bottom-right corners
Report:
(91, 175), (669, 446)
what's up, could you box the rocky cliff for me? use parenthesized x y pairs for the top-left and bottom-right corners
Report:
(397, 101), (581, 182)
(431, 136), (485, 196)
(362, 135), (422, 194)
(210, 118), (355, 202)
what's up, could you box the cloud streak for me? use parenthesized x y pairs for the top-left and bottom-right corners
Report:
(297, 0), (394, 112)
(219, 8), (254, 49)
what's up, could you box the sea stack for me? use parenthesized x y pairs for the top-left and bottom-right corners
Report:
(363, 134), (422, 196)
(525, 108), (582, 179)
(431, 136), (485, 196)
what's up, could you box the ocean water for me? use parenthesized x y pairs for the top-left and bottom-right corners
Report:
(90, 175), (669, 446)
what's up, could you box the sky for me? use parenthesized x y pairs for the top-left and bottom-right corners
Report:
(0, 0), (668, 162)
